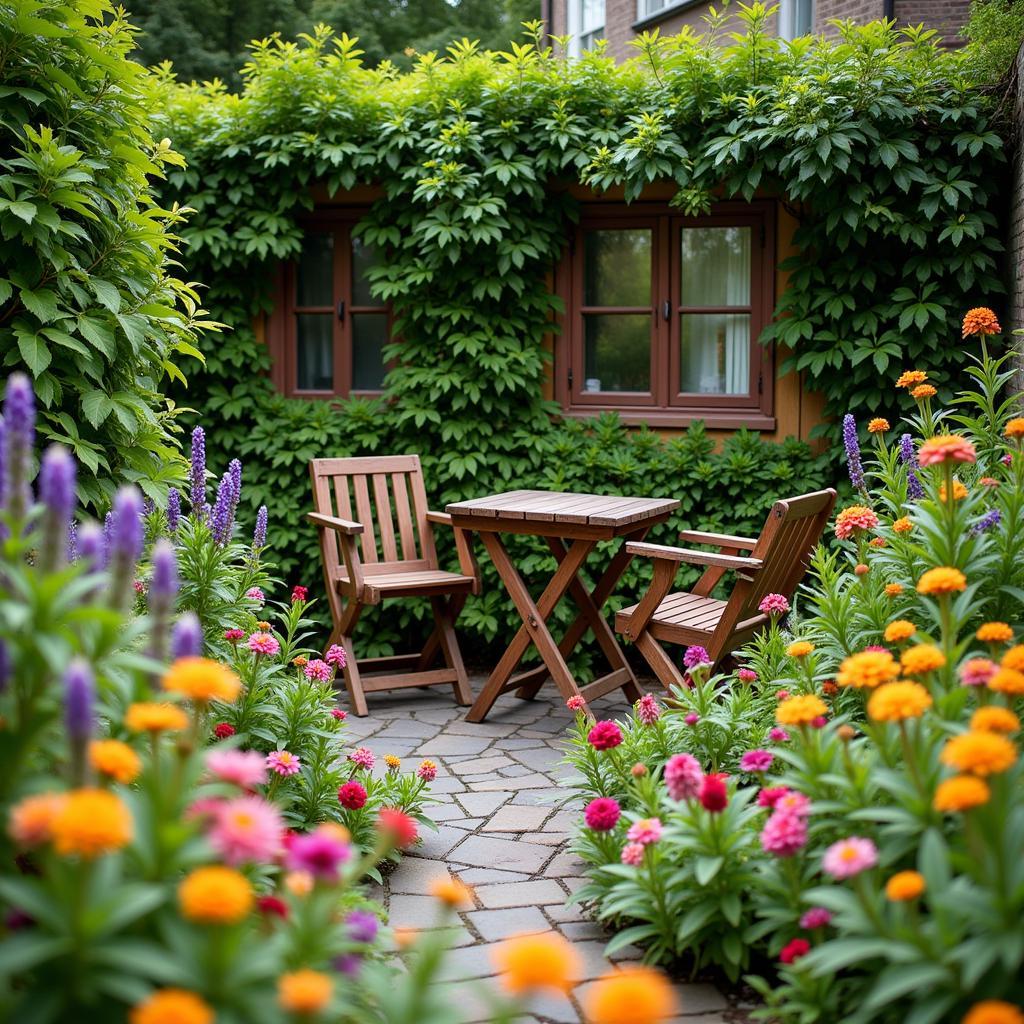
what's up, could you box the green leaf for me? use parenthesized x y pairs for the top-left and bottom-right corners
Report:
(17, 332), (52, 374)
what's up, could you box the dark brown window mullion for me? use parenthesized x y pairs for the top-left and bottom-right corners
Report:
(333, 226), (351, 397)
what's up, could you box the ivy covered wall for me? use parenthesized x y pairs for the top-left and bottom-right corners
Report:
(148, 13), (1006, 661)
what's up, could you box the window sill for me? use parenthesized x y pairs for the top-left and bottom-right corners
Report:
(632, 0), (707, 31)
(562, 407), (777, 431)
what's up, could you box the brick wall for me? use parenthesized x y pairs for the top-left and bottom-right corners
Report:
(893, 0), (969, 43)
(1009, 44), (1024, 388)
(814, 0), (882, 35)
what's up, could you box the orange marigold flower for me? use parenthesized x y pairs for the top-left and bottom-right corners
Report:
(883, 620), (916, 644)
(787, 641), (814, 658)
(7, 791), (67, 848)
(939, 480), (968, 502)
(989, 668), (1024, 695)
(392, 927), (418, 949)
(892, 516), (913, 533)
(292, 655), (308, 667)
(1005, 418), (1024, 440)
(492, 933), (582, 995)
(836, 649), (900, 689)
(834, 505), (879, 540)
(89, 739), (142, 784)
(178, 866), (253, 924)
(430, 877), (474, 908)
(776, 694), (828, 726)
(934, 774), (990, 813)
(125, 702), (189, 733)
(1001, 645), (1024, 672)
(977, 622), (1013, 644)
(51, 788), (133, 858)
(896, 370), (928, 389)
(962, 1001), (1024, 1024)
(912, 384), (937, 400)
(284, 871), (314, 896)
(867, 681), (932, 722)
(277, 970), (333, 1014)
(900, 644), (946, 675)
(970, 706), (1019, 734)
(980, 476), (1000, 487)
(885, 870), (925, 902)
(868, 417), (890, 434)
(869, 537), (886, 548)
(163, 657), (241, 704)
(961, 307), (1002, 338)
(919, 435), (977, 467)
(584, 965), (679, 1024)
(855, 562), (870, 576)
(941, 731), (1017, 776)
(885, 583), (904, 596)
(130, 989), (214, 1024)
(917, 567), (967, 595)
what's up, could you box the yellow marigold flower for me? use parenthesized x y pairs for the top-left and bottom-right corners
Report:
(277, 970), (333, 1014)
(941, 731), (1017, 776)
(89, 739), (142, 784)
(885, 870), (925, 902)
(775, 694), (828, 726)
(970, 706), (1019, 734)
(962, 1001), (1024, 1024)
(885, 583), (904, 596)
(834, 505), (879, 540)
(961, 307), (1002, 338)
(919, 435), (976, 467)
(892, 517), (913, 533)
(939, 480), (968, 502)
(911, 384), (937, 400)
(430, 877), (474, 908)
(917, 567), (967, 595)
(256, 621), (271, 631)
(867, 681), (932, 722)
(977, 622), (1013, 644)
(384, 754), (401, 770)
(7, 791), (67, 848)
(125, 702), (189, 733)
(178, 866), (253, 924)
(492, 933), (582, 995)
(1002, 645), (1024, 672)
(787, 641), (814, 658)
(836, 649), (900, 689)
(584, 965), (679, 1024)
(900, 644), (946, 675)
(163, 657), (241, 704)
(130, 989), (214, 1024)
(934, 774), (990, 812)
(1005, 418), (1024, 440)
(883, 620), (916, 643)
(989, 668), (1024, 695)
(51, 788), (132, 858)
(868, 417), (890, 433)
(896, 370), (928, 389)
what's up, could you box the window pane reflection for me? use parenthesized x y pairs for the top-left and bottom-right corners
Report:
(584, 314), (651, 392)
(680, 313), (750, 395)
(584, 229), (651, 307)
(352, 314), (388, 390)
(296, 314), (333, 390)
(296, 233), (333, 307)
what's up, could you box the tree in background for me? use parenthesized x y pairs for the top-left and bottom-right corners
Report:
(963, 0), (1024, 82)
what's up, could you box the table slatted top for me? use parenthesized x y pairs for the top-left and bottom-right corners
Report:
(446, 490), (679, 527)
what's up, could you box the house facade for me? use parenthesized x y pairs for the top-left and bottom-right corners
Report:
(547, 0), (970, 59)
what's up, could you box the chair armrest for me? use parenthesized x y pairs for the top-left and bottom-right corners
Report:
(425, 510), (452, 526)
(307, 512), (364, 535)
(427, 510), (481, 592)
(679, 530), (758, 550)
(626, 541), (762, 571)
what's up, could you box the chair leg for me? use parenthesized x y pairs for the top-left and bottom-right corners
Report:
(635, 632), (686, 691)
(330, 600), (368, 717)
(430, 596), (473, 707)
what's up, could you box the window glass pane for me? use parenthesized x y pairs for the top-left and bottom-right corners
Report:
(581, 0), (604, 33)
(296, 314), (333, 390)
(296, 233), (334, 307)
(680, 313), (750, 395)
(680, 227), (751, 307)
(584, 314), (651, 392)
(641, 0), (670, 16)
(351, 236), (379, 306)
(584, 229), (651, 307)
(352, 313), (388, 390)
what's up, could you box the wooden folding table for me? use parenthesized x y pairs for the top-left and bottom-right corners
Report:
(446, 490), (679, 722)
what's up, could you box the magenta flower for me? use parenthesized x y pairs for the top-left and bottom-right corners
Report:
(737, 668), (758, 683)
(822, 836), (878, 879)
(325, 644), (347, 668)
(285, 825), (351, 881)
(330, 708), (347, 722)
(304, 659), (332, 682)
(775, 791), (811, 817)
(584, 797), (621, 832)
(626, 817), (662, 846)
(664, 753), (702, 801)
(959, 658), (997, 687)
(769, 727), (790, 743)
(587, 720), (623, 750)
(683, 645), (711, 669)
(740, 749), (774, 773)
(758, 593), (790, 617)
(349, 747), (375, 771)
(266, 750), (301, 777)
(620, 842), (645, 866)
(760, 811), (808, 857)
(207, 749), (268, 789)
(684, 712), (700, 726)
(757, 786), (790, 808)
(566, 695), (586, 712)
(635, 693), (661, 725)
(248, 632), (280, 656)
(224, 628), (245, 643)
(800, 907), (832, 930)
(208, 795), (283, 865)
(245, 586), (265, 605)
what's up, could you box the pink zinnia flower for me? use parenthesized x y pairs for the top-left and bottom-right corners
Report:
(740, 749), (774, 773)
(304, 659), (332, 681)
(834, 506), (880, 541)
(224, 628), (244, 643)
(626, 818), (662, 845)
(584, 797), (621, 831)
(207, 748), (268, 789)
(338, 780), (368, 810)
(349, 747), (375, 771)
(566, 695), (586, 712)
(760, 810), (808, 857)
(636, 694), (661, 725)
(683, 645), (711, 669)
(248, 631), (280, 656)
(620, 842), (645, 866)
(266, 750), (301, 777)
(330, 708), (347, 721)
(758, 786), (790, 808)
(737, 668), (758, 683)
(800, 907), (832, 929)
(417, 759), (437, 782)
(378, 808), (418, 848)
(822, 836), (878, 879)
(684, 712), (700, 726)
(664, 753), (703, 801)
(699, 773), (729, 812)
(285, 825), (351, 881)
(810, 715), (828, 729)
(245, 587), (265, 605)
(769, 727), (790, 742)
(291, 585), (308, 603)
(776, 791), (811, 817)
(588, 720), (623, 750)
(185, 797), (224, 822)
(208, 795), (284, 865)
(959, 657), (997, 687)
(865, 645), (889, 653)
(758, 593), (790, 616)
(325, 644), (347, 668)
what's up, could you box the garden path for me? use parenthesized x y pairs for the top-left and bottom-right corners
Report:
(345, 681), (753, 1024)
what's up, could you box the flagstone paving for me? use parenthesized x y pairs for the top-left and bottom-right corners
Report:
(346, 680), (755, 1024)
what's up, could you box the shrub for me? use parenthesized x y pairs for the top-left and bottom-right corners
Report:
(963, 0), (1024, 83)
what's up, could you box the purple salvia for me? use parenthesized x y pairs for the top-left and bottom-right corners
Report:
(228, 458), (242, 518)
(171, 612), (203, 659)
(107, 486), (144, 608)
(0, 414), (5, 510)
(970, 509), (1002, 536)
(842, 414), (864, 490)
(66, 521), (77, 563)
(76, 521), (104, 572)
(898, 433), (924, 500)
(166, 487), (181, 533)
(148, 539), (179, 664)
(189, 426), (206, 518)
(38, 444), (76, 571)
(253, 504), (268, 549)
(64, 658), (94, 785)
(210, 471), (235, 546)
(3, 373), (35, 522)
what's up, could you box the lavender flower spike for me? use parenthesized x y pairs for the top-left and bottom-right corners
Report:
(210, 471), (236, 546)
(166, 487), (181, 533)
(38, 444), (76, 571)
(64, 658), (95, 785)
(253, 505), (268, 549)
(172, 612), (203, 660)
(842, 414), (865, 490)
(189, 426), (206, 518)
(970, 509), (1002, 536)
(107, 486), (144, 608)
(76, 521), (104, 573)
(3, 373), (36, 522)
(899, 433), (924, 500)
(148, 539), (179, 664)
(228, 458), (242, 519)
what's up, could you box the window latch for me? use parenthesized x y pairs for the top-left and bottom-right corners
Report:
(337, 300), (346, 323)
(662, 300), (671, 321)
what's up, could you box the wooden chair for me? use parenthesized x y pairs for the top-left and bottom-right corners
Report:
(614, 489), (837, 688)
(308, 455), (479, 716)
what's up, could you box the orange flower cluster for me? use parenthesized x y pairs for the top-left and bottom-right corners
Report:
(178, 866), (253, 924)
(939, 480), (968, 502)
(918, 435), (976, 467)
(896, 370), (928, 389)
(131, 989), (214, 1024)
(162, 657), (241, 704)
(867, 681), (932, 722)
(51, 788), (133, 858)
(912, 384), (937, 400)
(934, 775), (990, 812)
(885, 870), (925, 902)
(917, 567), (966, 596)
(961, 307), (1002, 337)
(277, 970), (333, 1014)
(1005, 418), (1024, 440)
(900, 644), (946, 675)
(492, 933), (582, 995)
(836, 649), (900, 689)
(892, 517), (913, 533)
(941, 731), (1017, 777)
(584, 966), (679, 1024)
(787, 641), (814, 658)
(970, 707), (1019, 734)
(776, 694), (827, 726)
(125, 702), (189, 733)
(883, 620), (915, 643)
(962, 1001), (1024, 1024)
(834, 505), (879, 540)
(977, 622), (1013, 644)
(89, 739), (142, 784)
(867, 417), (890, 433)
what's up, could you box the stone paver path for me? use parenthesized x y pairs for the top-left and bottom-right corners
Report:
(346, 681), (750, 1024)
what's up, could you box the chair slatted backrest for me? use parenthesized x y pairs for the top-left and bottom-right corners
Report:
(310, 455), (437, 577)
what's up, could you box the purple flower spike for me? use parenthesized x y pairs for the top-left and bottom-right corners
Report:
(253, 505), (268, 549)
(3, 373), (36, 521)
(210, 471), (235, 546)
(346, 909), (379, 944)
(189, 426), (206, 517)
(842, 414), (864, 490)
(898, 433), (924, 500)
(172, 612), (203, 659)
(0, 415), (6, 511)
(109, 486), (144, 564)
(150, 539), (179, 602)
(0, 640), (8, 695)
(970, 509), (1001, 536)
(228, 458), (242, 517)
(166, 488), (181, 533)
(66, 521), (77, 563)
(333, 953), (362, 977)
(38, 445), (76, 571)
(64, 658), (95, 741)
(76, 522), (104, 571)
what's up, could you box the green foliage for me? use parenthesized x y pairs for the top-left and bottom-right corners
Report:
(964, 0), (1024, 83)
(0, 0), (216, 507)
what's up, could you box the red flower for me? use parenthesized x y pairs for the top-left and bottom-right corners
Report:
(213, 722), (236, 740)
(330, 709), (347, 721)
(378, 808), (418, 848)
(780, 938), (811, 964)
(338, 781), (368, 810)
(776, 689), (790, 702)
(699, 773), (729, 813)
(587, 720), (624, 751)
(757, 786), (789, 808)
(291, 585), (308, 603)
(256, 895), (289, 919)
(584, 797), (621, 831)
(224, 628), (245, 643)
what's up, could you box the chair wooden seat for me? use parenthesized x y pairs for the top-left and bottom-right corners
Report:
(334, 568), (478, 603)
(615, 594), (768, 646)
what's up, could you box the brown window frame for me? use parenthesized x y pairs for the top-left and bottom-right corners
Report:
(554, 201), (776, 430)
(266, 208), (392, 399)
